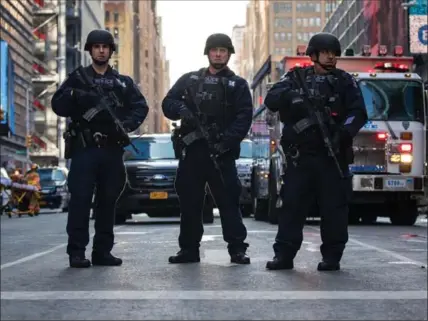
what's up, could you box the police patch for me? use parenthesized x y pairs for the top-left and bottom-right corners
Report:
(204, 76), (219, 84)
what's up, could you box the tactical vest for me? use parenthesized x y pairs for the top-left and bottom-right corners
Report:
(186, 68), (233, 131)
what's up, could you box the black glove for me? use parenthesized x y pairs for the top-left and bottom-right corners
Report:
(332, 126), (353, 152)
(178, 105), (196, 126)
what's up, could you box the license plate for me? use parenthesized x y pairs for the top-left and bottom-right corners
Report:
(385, 179), (406, 188)
(149, 191), (168, 199)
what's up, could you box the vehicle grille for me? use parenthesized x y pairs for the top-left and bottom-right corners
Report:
(127, 168), (177, 191)
(351, 132), (386, 170)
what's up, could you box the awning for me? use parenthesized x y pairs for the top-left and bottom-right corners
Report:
(250, 55), (272, 90)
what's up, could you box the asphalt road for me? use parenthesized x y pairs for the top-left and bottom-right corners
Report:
(1, 211), (427, 320)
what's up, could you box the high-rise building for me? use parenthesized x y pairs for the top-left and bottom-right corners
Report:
(322, 0), (427, 80)
(104, 1), (134, 77)
(134, 0), (170, 134)
(231, 25), (245, 74)
(241, 0), (339, 108)
(0, 0), (36, 168)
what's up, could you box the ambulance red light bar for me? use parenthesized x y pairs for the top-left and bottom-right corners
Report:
(374, 62), (409, 71)
(294, 62), (313, 68)
(378, 45), (388, 56)
(362, 45), (371, 56)
(393, 45), (403, 57)
(296, 45), (306, 56)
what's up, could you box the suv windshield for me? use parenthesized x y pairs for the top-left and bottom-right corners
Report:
(125, 138), (176, 160)
(240, 141), (252, 158)
(359, 79), (424, 123)
(38, 169), (66, 182)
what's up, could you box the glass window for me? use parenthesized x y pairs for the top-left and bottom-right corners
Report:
(113, 27), (119, 38)
(105, 10), (110, 21)
(124, 138), (176, 160)
(359, 80), (424, 122)
(38, 169), (66, 182)
(273, 1), (292, 13)
(114, 12), (119, 22)
(240, 140), (253, 158)
(113, 60), (119, 70)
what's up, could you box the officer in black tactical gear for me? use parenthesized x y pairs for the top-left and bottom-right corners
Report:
(264, 33), (367, 271)
(162, 33), (253, 265)
(51, 29), (149, 268)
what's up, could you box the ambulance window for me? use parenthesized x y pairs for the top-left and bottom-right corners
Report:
(358, 80), (424, 123)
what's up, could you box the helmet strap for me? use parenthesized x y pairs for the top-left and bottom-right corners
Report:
(313, 52), (335, 72)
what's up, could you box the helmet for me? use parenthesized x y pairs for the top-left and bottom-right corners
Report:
(306, 33), (341, 57)
(84, 29), (116, 52)
(204, 33), (235, 55)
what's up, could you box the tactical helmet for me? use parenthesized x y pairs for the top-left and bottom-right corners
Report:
(84, 29), (116, 52)
(306, 33), (341, 57)
(204, 33), (235, 55)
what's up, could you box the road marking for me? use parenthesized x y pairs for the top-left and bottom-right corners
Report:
(307, 226), (427, 267)
(115, 231), (149, 235)
(1, 290), (426, 300)
(0, 226), (124, 271)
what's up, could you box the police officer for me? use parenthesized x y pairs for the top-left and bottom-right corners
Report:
(162, 33), (253, 264)
(264, 33), (367, 271)
(51, 29), (149, 268)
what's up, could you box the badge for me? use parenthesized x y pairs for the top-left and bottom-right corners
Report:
(402, 121), (410, 130)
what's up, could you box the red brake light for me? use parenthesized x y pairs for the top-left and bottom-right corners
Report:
(400, 143), (412, 152)
(393, 45), (403, 57)
(377, 132), (387, 140)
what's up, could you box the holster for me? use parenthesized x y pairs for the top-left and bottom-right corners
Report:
(171, 127), (183, 159)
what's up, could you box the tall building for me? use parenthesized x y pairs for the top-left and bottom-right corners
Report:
(0, 0), (36, 168)
(134, 0), (170, 134)
(231, 25), (245, 74)
(322, 0), (427, 81)
(104, 1), (134, 77)
(240, 0), (339, 108)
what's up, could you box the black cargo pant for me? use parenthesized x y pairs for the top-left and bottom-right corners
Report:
(274, 153), (352, 262)
(66, 146), (126, 256)
(175, 142), (248, 255)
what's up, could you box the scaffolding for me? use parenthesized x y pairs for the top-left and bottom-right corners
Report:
(31, 0), (67, 166)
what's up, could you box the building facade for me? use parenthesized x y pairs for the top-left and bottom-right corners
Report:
(231, 25), (245, 74)
(104, 1), (134, 77)
(322, 0), (409, 57)
(240, 0), (339, 108)
(0, 0), (37, 169)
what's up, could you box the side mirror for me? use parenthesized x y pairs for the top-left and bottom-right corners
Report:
(172, 122), (177, 128)
(123, 150), (133, 161)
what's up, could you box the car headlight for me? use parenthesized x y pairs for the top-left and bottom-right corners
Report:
(56, 186), (64, 193)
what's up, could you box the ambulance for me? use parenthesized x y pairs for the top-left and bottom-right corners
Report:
(251, 45), (426, 226)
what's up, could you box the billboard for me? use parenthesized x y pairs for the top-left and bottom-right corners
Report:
(409, 0), (428, 55)
(0, 40), (15, 135)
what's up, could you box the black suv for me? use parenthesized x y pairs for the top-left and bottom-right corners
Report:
(38, 166), (70, 211)
(115, 134), (214, 224)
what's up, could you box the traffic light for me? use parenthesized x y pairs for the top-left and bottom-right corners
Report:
(26, 135), (32, 147)
(0, 109), (4, 122)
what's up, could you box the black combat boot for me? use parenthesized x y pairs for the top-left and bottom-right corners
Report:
(69, 255), (91, 268)
(92, 252), (123, 266)
(168, 250), (200, 263)
(266, 257), (294, 270)
(317, 260), (340, 271)
(230, 252), (250, 264)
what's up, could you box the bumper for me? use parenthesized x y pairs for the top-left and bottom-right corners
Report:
(352, 175), (425, 192)
(117, 190), (180, 214)
(39, 194), (65, 209)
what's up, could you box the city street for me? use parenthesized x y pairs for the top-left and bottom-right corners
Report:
(1, 211), (427, 320)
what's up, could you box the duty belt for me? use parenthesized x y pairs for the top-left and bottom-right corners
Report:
(181, 130), (204, 146)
